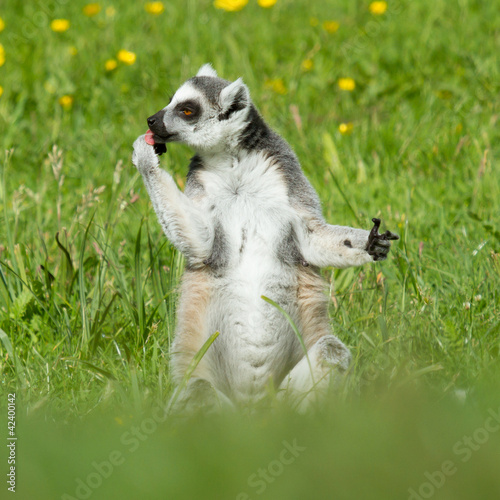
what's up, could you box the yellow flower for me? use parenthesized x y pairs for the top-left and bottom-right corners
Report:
(0, 44), (4, 67)
(0, 86), (3, 98)
(338, 77), (356, 91)
(0, 16), (5, 32)
(145, 2), (165, 15)
(69, 46), (78, 56)
(322, 20), (339, 34)
(59, 95), (73, 110)
(117, 49), (136, 65)
(301, 59), (314, 72)
(258, 0), (277, 7)
(106, 7), (116, 17)
(214, 0), (248, 12)
(50, 19), (70, 32)
(265, 78), (287, 95)
(339, 122), (353, 135)
(369, 1), (387, 15)
(83, 3), (101, 16)
(105, 59), (118, 71)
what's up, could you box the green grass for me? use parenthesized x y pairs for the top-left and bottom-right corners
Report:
(0, 0), (499, 498)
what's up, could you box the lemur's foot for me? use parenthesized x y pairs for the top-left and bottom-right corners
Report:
(366, 218), (399, 261)
(169, 378), (233, 416)
(132, 134), (160, 174)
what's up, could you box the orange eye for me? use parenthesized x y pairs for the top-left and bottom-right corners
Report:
(183, 109), (192, 116)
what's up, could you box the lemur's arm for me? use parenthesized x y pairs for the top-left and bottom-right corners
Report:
(297, 216), (399, 269)
(132, 136), (213, 267)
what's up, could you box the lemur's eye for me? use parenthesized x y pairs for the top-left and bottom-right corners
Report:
(176, 101), (199, 119)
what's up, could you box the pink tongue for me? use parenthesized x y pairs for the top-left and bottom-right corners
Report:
(145, 129), (155, 145)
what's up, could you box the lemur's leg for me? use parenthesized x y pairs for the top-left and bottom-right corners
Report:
(132, 135), (213, 267)
(298, 217), (399, 269)
(278, 335), (351, 412)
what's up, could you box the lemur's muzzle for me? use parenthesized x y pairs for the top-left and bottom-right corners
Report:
(145, 109), (169, 155)
(147, 110), (168, 139)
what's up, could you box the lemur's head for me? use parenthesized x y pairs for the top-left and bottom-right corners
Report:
(146, 64), (251, 153)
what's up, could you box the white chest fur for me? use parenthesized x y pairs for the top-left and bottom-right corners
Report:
(190, 151), (302, 399)
(197, 151), (293, 267)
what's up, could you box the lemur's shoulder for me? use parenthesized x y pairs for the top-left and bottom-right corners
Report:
(239, 105), (323, 217)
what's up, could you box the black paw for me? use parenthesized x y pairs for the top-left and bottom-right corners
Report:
(153, 143), (167, 156)
(366, 218), (399, 261)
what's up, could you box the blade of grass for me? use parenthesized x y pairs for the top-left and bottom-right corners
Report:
(134, 221), (146, 343)
(167, 331), (220, 413)
(78, 214), (95, 348)
(261, 295), (314, 386)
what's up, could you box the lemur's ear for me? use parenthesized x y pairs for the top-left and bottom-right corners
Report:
(196, 63), (218, 78)
(218, 78), (250, 120)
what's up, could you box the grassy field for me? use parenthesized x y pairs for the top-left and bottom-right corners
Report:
(0, 0), (499, 498)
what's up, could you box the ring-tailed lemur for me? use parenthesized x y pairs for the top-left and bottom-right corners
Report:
(132, 64), (399, 412)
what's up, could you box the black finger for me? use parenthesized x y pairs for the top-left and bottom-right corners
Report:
(367, 218), (381, 249)
(385, 231), (399, 241)
(154, 143), (167, 156)
(379, 230), (399, 241)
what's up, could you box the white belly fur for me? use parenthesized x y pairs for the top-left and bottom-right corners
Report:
(190, 151), (303, 402)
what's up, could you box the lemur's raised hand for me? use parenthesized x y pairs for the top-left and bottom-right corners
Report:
(366, 218), (400, 261)
(132, 64), (399, 413)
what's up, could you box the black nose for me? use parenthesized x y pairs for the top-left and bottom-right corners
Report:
(147, 109), (167, 135)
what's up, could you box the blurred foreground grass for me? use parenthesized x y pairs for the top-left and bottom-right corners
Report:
(11, 385), (500, 500)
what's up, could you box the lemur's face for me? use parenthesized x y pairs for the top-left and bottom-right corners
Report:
(147, 64), (251, 153)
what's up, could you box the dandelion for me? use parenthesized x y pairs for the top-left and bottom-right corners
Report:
(117, 49), (136, 65)
(59, 95), (73, 110)
(0, 16), (5, 32)
(105, 59), (118, 71)
(265, 78), (287, 95)
(0, 44), (4, 67)
(0, 86), (3, 98)
(322, 20), (339, 33)
(339, 122), (353, 135)
(145, 2), (165, 15)
(214, 0), (248, 12)
(338, 77), (355, 91)
(106, 6), (116, 17)
(369, 1), (387, 15)
(258, 0), (277, 7)
(50, 19), (70, 32)
(83, 3), (101, 16)
(301, 59), (314, 72)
